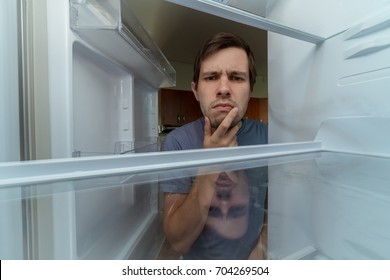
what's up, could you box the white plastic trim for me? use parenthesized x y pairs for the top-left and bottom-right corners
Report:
(0, 142), (321, 187)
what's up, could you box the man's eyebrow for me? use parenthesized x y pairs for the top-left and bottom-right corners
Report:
(227, 204), (249, 218)
(201, 71), (221, 76)
(228, 70), (248, 76)
(201, 70), (248, 77)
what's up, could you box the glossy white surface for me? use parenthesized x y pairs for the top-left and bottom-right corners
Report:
(269, 152), (390, 259)
(0, 0), (20, 162)
(46, 0), (173, 159)
(268, 4), (390, 143)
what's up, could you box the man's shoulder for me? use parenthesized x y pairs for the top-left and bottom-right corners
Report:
(166, 118), (203, 139)
(241, 119), (267, 132)
(238, 119), (268, 145)
(163, 118), (204, 151)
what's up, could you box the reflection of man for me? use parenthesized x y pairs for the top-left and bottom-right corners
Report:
(206, 171), (250, 240)
(160, 32), (268, 259)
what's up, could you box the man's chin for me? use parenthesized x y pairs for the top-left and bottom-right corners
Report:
(211, 118), (241, 129)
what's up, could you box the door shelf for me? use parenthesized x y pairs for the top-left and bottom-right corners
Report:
(70, 0), (175, 88)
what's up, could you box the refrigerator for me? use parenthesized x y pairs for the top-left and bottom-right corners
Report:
(1, 0), (390, 259)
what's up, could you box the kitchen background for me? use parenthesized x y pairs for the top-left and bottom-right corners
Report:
(126, 0), (269, 131)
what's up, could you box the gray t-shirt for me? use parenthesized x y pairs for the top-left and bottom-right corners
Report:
(162, 117), (267, 151)
(160, 118), (268, 193)
(160, 117), (268, 259)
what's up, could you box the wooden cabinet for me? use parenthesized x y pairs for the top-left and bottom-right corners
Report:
(160, 90), (268, 126)
(160, 89), (202, 127)
(245, 98), (268, 124)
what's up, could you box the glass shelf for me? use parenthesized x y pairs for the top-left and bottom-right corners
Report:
(1, 143), (389, 259)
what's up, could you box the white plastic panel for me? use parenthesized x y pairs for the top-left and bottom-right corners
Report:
(265, 0), (390, 39)
(0, 0), (20, 162)
(46, 0), (174, 159)
(133, 80), (159, 150)
(0, 0), (23, 257)
(73, 178), (159, 259)
(268, 152), (390, 259)
(166, 0), (324, 44)
(168, 0), (390, 44)
(0, 175), (162, 260)
(72, 42), (134, 157)
(47, 0), (74, 158)
(0, 142), (321, 187)
(315, 117), (390, 158)
(268, 6), (390, 144)
(0, 187), (24, 259)
(70, 0), (176, 87)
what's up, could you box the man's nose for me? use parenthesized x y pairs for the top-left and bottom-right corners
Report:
(219, 201), (230, 216)
(217, 76), (230, 97)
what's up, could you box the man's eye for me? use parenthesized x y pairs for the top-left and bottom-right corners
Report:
(205, 76), (217, 81)
(231, 76), (244, 81)
(208, 206), (222, 217)
(228, 205), (248, 218)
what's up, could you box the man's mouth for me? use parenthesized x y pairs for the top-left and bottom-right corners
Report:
(215, 172), (236, 188)
(212, 103), (235, 113)
(213, 103), (234, 109)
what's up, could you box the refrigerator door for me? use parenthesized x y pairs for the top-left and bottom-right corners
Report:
(0, 0), (174, 260)
(43, 0), (175, 159)
(0, 0), (20, 162)
(0, 1), (24, 259)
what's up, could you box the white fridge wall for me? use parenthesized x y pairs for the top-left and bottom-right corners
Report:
(47, 0), (73, 158)
(266, 0), (390, 38)
(268, 5), (390, 143)
(72, 42), (134, 156)
(268, 152), (390, 260)
(47, 2), (136, 158)
(72, 178), (159, 259)
(0, 0), (20, 162)
(134, 81), (158, 149)
(0, 0), (23, 259)
(0, 187), (24, 259)
(47, 0), (164, 157)
(268, 1), (390, 259)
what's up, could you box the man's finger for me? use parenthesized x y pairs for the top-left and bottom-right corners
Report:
(213, 107), (239, 138)
(204, 116), (212, 138)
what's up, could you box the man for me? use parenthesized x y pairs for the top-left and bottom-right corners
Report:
(160, 32), (268, 259)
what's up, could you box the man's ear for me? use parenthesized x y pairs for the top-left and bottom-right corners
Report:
(191, 82), (199, 101)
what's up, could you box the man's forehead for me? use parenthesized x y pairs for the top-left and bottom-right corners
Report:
(200, 68), (249, 75)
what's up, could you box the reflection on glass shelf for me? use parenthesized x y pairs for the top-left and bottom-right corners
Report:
(269, 152), (390, 260)
(72, 139), (160, 158)
(1, 151), (390, 259)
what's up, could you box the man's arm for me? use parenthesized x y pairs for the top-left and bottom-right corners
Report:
(163, 108), (241, 253)
(163, 172), (218, 253)
(248, 223), (268, 260)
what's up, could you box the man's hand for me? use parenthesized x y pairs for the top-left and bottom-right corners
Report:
(203, 107), (240, 148)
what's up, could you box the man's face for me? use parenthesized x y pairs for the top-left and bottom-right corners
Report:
(205, 171), (250, 239)
(192, 47), (252, 129)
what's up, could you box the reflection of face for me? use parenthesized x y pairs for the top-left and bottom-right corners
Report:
(192, 47), (252, 129)
(205, 171), (250, 239)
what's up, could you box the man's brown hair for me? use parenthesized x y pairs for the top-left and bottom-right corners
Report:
(192, 32), (257, 91)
